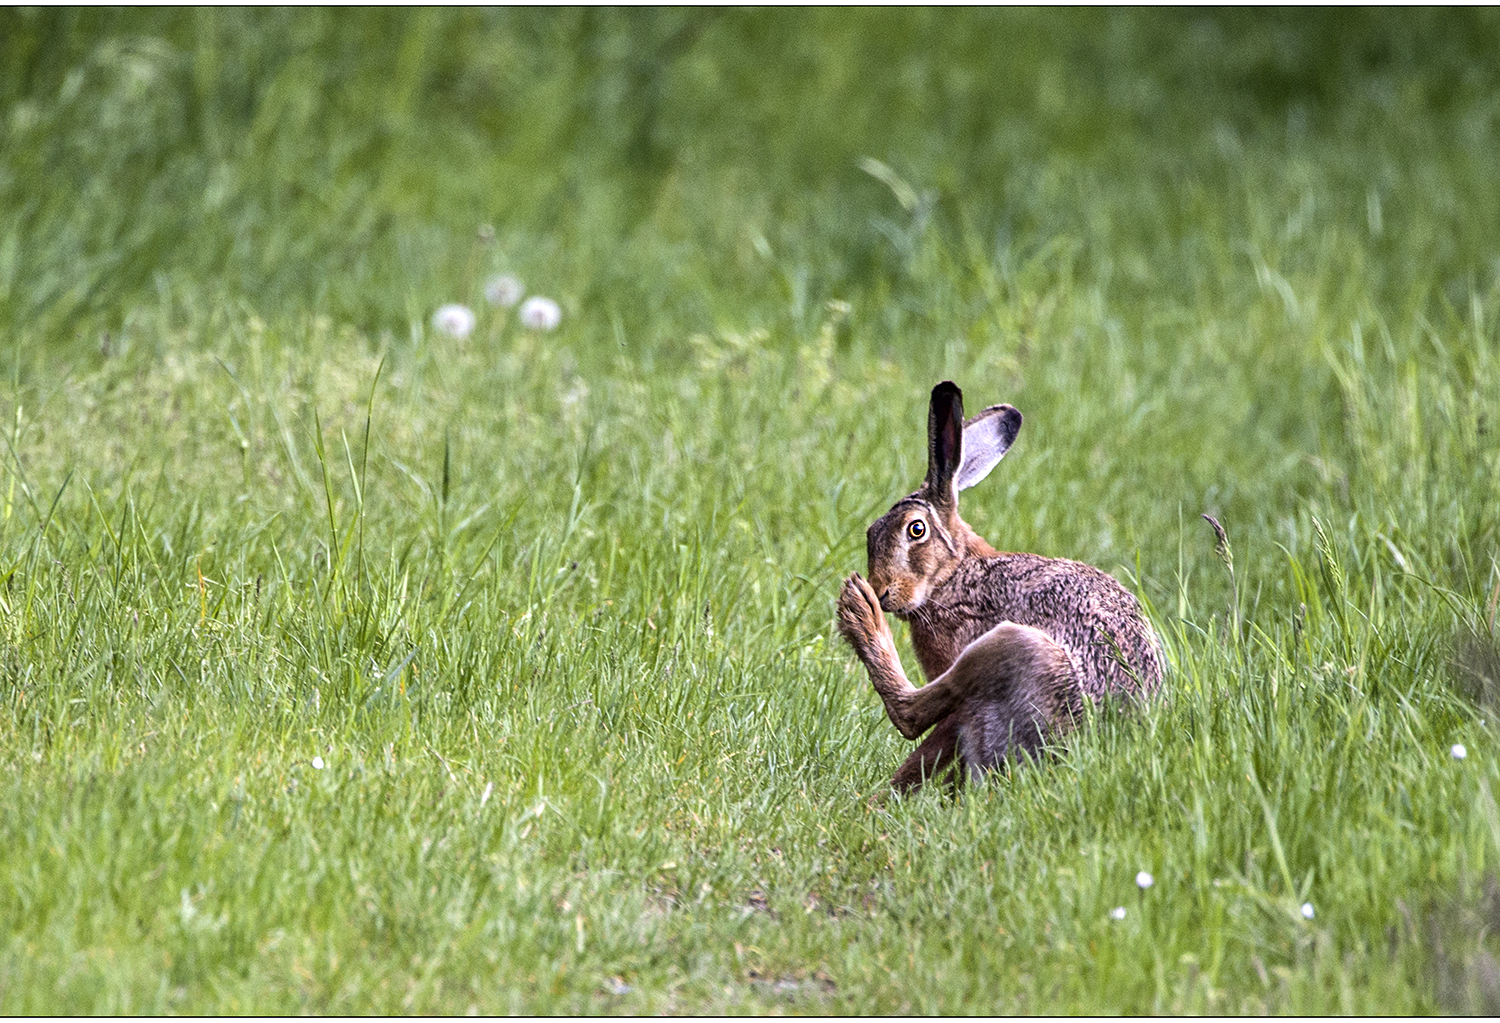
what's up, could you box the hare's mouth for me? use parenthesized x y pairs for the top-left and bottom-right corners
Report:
(879, 587), (920, 614)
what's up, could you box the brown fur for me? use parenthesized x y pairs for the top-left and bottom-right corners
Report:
(836, 381), (1164, 792)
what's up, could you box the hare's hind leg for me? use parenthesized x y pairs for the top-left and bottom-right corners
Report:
(840, 584), (1075, 747)
(902, 622), (1078, 745)
(837, 574), (1076, 744)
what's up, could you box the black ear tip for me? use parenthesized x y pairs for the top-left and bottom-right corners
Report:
(930, 381), (964, 418)
(932, 381), (962, 403)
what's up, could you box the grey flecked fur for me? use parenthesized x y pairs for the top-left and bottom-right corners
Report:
(836, 381), (1164, 793)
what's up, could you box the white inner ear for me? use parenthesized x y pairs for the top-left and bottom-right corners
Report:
(955, 415), (1014, 491)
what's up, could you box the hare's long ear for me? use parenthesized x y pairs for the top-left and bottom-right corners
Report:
(955, 404), (1022, 491)
(924, 381), (965, 508)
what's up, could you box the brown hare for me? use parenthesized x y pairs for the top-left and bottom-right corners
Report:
(836, 381), (1164, 793)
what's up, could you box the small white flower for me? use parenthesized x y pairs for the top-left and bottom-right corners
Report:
(1110, 906), (1127, 920)
(1452, 743), (1468, 760)
(1301, 902), (1315, 919)
(484, 274), (524, 308)
(432, 303), (477, 340)
(311, 756), (325, 770)
(1136, 871), (1154, 889)
(519, 296), (562, 331)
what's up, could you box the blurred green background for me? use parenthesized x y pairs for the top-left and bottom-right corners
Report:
(5, 7), (1500, 345)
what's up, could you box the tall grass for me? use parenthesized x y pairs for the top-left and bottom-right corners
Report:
(2, 8), (1500, 1012)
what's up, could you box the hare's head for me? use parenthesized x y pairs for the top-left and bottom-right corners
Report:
(865, 382), (1021, 614)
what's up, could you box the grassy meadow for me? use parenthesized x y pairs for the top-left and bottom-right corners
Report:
(5, 8), (1500, 1013)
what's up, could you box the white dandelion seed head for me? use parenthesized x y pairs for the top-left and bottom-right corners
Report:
(1301, 902), (1315, 919)
(432, 303), (477, 340)
(311, 755), (325, 770)
(1136, 871), (1154, 889)
(484, 274), (524, 308)
(1110, 906), (1127, 920)
(1452, 743), (1468, 760)
(519, 296), (562, 331)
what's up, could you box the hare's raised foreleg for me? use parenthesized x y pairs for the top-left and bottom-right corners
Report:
(838, 574), (1076, 742)
(837, 574), (938, 740)
(832, 574), (962, 791)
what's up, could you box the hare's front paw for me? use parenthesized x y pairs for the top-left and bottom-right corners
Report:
(837, 573), (891, 661)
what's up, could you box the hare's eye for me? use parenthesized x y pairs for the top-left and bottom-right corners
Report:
(907, 519), (926, 540)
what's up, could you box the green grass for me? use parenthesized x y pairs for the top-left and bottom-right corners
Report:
(4, 8), (1500, 1013)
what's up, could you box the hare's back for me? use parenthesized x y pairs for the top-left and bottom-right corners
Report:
(966, 551), (1163, 699)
